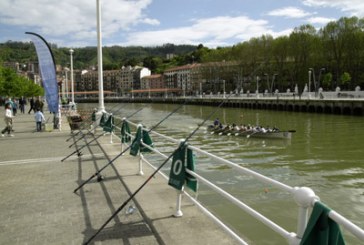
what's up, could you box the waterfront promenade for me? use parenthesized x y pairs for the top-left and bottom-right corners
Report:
(0, 108), (239, 245)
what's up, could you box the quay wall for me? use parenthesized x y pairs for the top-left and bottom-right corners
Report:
(77, 97), (364, 116)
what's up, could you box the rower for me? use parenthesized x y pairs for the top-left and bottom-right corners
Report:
(213, 118), (220, 128)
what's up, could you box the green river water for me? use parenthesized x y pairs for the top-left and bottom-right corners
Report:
(80, 103), (364, 244)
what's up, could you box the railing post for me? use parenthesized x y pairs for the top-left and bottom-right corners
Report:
(138, 153), (144, 176)
(293, 187), (319, 239)
(173, 188), (184, 217)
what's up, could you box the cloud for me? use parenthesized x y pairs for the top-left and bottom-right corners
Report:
(302, 0), (364, 16)
(0, 0), (156, 42)
(307, 16), (336, 25)
(267, 7), (312, 18)
(118, 16), (275, 47)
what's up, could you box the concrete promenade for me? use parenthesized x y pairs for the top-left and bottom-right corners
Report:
(0, 108), (239, 245)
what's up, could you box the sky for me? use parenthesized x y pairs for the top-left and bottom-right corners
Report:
(0, 0), (363, 48)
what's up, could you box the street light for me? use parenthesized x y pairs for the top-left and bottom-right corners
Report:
(183, 80), (186, 98)
(222, 80), (226, 98)
(148, 80), (151, 99)
(96, 0), (105, 111)
(69, 49), (75, 105)
(256, 76), (260, 98)
(200, 82), (202, 98)
(64, 67), (69, 100)
(308, 69), (312, 99)
(131, 81), (134, 99)
(318, 68), (326, 92)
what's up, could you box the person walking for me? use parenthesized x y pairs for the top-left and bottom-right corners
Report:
(34, 108), (45, 132)
(1, 104), (14, 137)
(28, 97), (35, 114)
(19, 97), (26, 114)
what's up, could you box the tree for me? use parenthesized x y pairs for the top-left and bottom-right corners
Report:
(340, 72), (351, 89)
(0, 65), (44, 97)
(322, 72), (333, 89)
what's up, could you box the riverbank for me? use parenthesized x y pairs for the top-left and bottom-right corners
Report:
(0, 108), (240, 244)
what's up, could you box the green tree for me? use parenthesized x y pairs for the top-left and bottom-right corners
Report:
(340, 72), (351, 89)
(0, 65), (43, 97)
(322, 72), (333, 89)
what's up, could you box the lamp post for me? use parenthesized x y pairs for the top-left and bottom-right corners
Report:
(64, 68), (69, 99)
(200, 82), (202, 98)
(256, 76), (260, 98)
(96, 0), (105, 111)
(183, 80), (186, 98)
(69, 49), (75, 105)
(131, 81), (134, 99)
(318, 68), (325, 92)
(148, 80), (151, 99)
(272, 74), (278, 95)
(62, 75), (66, 99)
(309, 68), (317, 97)
(223, 80), (225, 98)
(264, 73), (269, 95)
(308, 69), (312, 99)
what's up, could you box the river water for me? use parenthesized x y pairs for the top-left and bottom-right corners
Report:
(80, 102), (364, 244)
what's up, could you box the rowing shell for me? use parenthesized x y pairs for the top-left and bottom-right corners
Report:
(208, 125), (294, 139)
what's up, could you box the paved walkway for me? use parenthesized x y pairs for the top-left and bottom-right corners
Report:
(0, 108), (239, 245)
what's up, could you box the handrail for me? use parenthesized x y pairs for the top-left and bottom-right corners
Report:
(101, 112), (364, 244)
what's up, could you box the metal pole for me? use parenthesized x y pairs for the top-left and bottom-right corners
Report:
(148, 80), (151, 99)
(223, 80), (225, 98)
(308, 70), (312, 99)
(200, 82), (202, 98)
(70, 49), (75, 105)
(96, 0), (105, 112)
(65, 68), (69, 99)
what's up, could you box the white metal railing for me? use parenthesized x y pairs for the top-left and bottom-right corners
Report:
(95, 111), (364, 244)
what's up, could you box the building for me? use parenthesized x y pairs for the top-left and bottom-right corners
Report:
(163, 63), (200, 96)
(75, 66), (151, 97)
(141, 74), (164, 90)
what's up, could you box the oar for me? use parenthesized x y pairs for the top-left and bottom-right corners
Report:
(83, 94), (233, 245)
(246, 131), (258, 138)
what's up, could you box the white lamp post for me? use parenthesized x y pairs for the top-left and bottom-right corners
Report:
(69, 49), (75, 105)
(96, 0), (105, 112)
(308, 69), (312, 99)
(256, 76), (260, 98)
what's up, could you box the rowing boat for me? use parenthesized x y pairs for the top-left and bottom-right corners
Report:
(207, 125), (294, 139)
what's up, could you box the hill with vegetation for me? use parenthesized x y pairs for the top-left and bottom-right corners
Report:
(1, 16), (364, 91)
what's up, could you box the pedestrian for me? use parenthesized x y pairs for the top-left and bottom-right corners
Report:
(12, 99), (18, 116)
(4, 97), (14, 110)
(34, 108), (45, 132)
(19, 97), (26, 114)
(1, 103), (14, 137)
(28, 97), (35, 114)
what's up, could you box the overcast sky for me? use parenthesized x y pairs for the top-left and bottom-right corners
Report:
(0, 0), (363, 48)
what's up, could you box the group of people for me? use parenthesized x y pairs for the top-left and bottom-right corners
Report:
(212, 118), (280, 134)
(1, 97), (46, 137)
